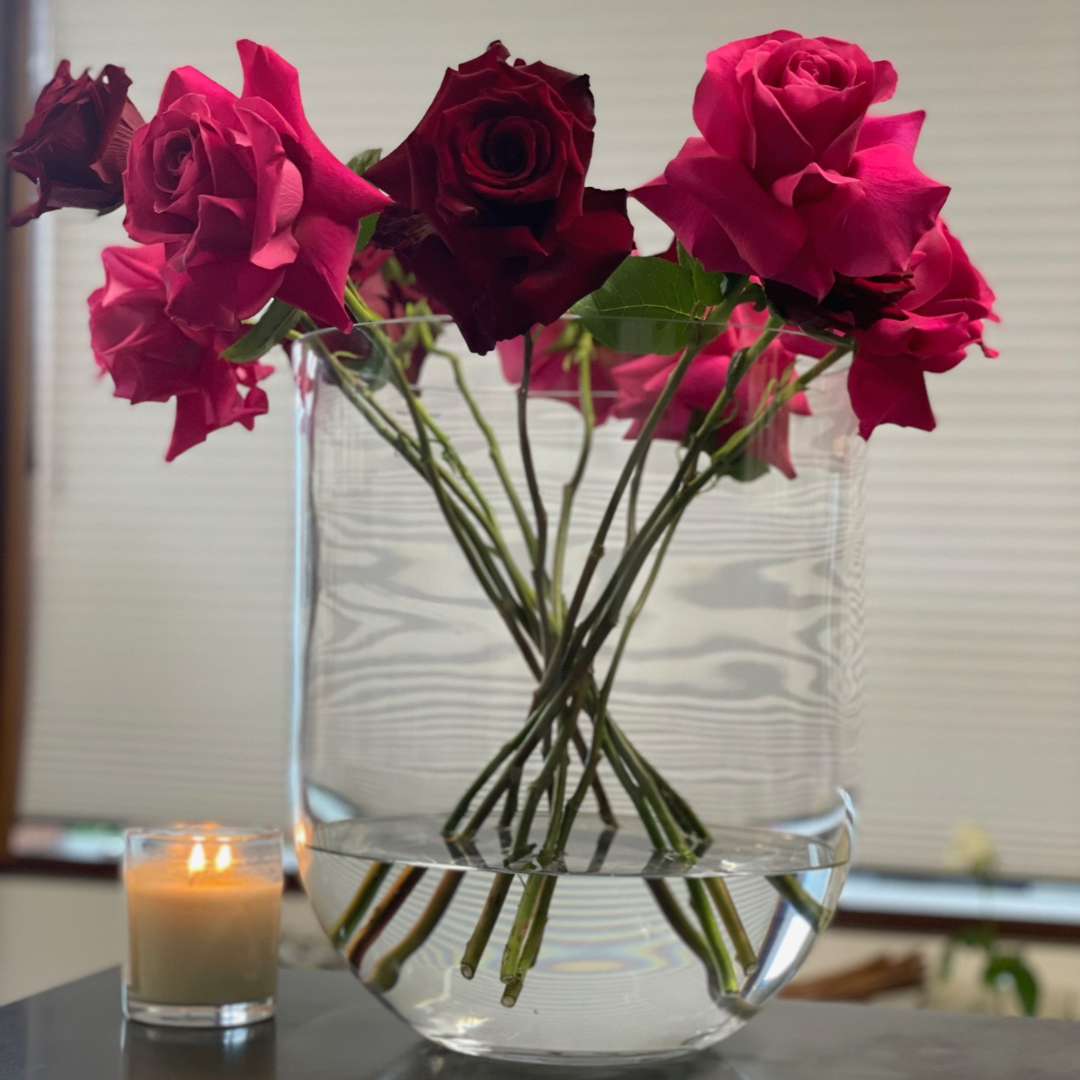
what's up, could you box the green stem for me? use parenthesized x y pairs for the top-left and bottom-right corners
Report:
(517, 331), (552, 655)
(405, 385), (538, 627)
(507, 701), (578, 865)
(569, 723), (616, 828)
(646, 879), (719, 1000)
(555, 338), (706, 659)
(625, 440), (650, 546)
(328, 861), (391, 948)
(461, 873), (514, 979)
(686, 878), (740, 995)
(500, 874), (545, 984)
(551, 338), (595, 628)
(705, 877), (758, 973)
(434, 340), (538, 563)
(501, 874), (557, 1007)
(346, 865), (427, 972)
(767, 874), (829, 931)
(600, 725), (666, 851)
(366, 870), (465, 991)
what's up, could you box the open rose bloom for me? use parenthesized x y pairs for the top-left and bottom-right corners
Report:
(5, 30), (993, 456)
(7, 27), (997, 1049)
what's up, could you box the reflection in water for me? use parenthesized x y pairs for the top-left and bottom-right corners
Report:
(121, 1019), (276, 1080)
(372, 1041), (749, 1080)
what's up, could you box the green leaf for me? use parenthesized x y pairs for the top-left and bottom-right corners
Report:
(692, 262), (726, 307)
(340, 326), (396, 392)
(984, 956), (1039, 1016)
(355, 212), (379, 253)
(741, 280), (769, 312)
(223, 299), (300, 362)
(676, 242), (736, 308)
(571, 256), (716, 354)
(347, 148), (382, 176)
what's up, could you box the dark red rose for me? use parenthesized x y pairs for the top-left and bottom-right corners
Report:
(365, 41), (634, 355)
(765, 269), (916, 333)
(7, 61), (144, 226)
(123, 40), (389, 336)
(848, 219), (997, 438)
(88, 244), (271, 460)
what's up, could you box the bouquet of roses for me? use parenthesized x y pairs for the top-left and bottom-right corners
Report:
(9, 32), (996, 1008)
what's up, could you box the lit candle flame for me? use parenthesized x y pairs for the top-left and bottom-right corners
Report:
(294, 821), (308, 851)
(215, 843), (233, 872)
(187, 841), (207, 875)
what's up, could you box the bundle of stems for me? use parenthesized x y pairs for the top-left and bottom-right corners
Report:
(304, 284), (847, 1007)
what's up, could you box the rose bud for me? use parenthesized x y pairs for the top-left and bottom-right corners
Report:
(8, 61), (143, 226)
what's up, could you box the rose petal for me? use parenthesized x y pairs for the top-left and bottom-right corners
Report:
(848, 351), (937, 439)
(664, 142), (807, 278)
(814, 141), (949, 278)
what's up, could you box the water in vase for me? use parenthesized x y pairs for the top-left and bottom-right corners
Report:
(300, 813), (848, 1064)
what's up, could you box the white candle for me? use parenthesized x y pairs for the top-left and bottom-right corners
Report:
(124, 827), (282, 1019)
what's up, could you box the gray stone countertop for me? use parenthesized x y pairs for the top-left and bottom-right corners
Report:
(0, 967), (1077, 1079)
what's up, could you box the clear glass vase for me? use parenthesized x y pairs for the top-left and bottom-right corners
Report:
(291, 316), (864, 1064)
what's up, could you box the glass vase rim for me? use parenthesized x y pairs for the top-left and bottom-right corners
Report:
(295, 312), (832, 347)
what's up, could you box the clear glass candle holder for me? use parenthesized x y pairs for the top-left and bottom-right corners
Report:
(123, 825), (283, 1028)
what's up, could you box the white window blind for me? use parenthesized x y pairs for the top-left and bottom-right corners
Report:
(17, 0), (1080, 877)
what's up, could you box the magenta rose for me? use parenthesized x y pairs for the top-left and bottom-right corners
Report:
(611, 305), (810, 478)
(633, 31), (949, 300)
(497, 320), (632, 424)
(88, 244), (271, 460)
(123, 40), (389, 335)
(847, 219), (997, 438)
(7, 61), (144, 226)
(365, 42), (635, 355)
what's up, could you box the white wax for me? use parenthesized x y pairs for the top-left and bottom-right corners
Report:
(126, 865), (282, 1006)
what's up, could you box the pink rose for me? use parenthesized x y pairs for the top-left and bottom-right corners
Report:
(496, 320), (632, 424)
(633, 31), (949, 300)
(123, 40), (389, 335)
(7, 61), (144, 225)
(848, 219), (997, 438)
(611, 304), (810, 478)
(88, 244), (271, 460)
